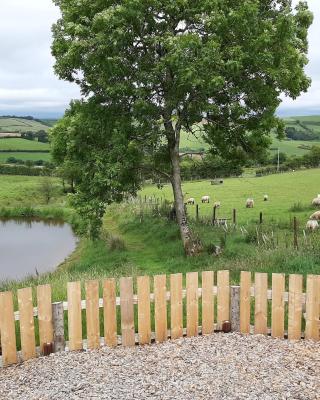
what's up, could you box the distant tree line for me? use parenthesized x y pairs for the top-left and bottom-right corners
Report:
(21, 130), (49, 142)
(256, 146), (320, 176)
(285, 126), (320, 141)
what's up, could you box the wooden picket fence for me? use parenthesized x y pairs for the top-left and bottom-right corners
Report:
(0, 271), (319, 368)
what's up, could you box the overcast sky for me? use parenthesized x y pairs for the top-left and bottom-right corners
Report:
(0, 0), (318, 118)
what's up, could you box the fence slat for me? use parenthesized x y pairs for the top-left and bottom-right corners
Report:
(305, 275), (320, 341)
(18, 287), (36, 360)
(186, 272), (198, 337)
(103, 279), (117, 347)
(254, 273), (268, 335)
(170, 273), (183, 339)
(202, 271), (214, 335)
(67, 281), (83, 351)
(120, 277), (135, 346)
(240, 271), (251, 334)
(85, 280), (100, 349)
(0, 291), (17, 366)
(137, 276), (151, 345)
(271, 273), (285, 338)
(37, 284), (53, 354)
(288, 274), (303, 340)
(217, 270), (230, 329)
(154, 274), (167, 342)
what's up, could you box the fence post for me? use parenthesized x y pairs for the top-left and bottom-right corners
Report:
(233, 208), (237, 225)
(52, 302), (65, 353)
(230, 286), (240, 332)
(293, 216), (298, 250)
(259, 212), (263, 224)
(212, 205), (216, 225)
(196, 204), (199, 222)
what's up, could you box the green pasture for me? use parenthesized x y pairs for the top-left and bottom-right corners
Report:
(141, 169), (320, 224)
(0, 175), (63, 208)
(0, 152), (51, 163)
(0, 138), (50, 151)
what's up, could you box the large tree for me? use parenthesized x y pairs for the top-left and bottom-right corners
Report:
(52, 0), (312, 255)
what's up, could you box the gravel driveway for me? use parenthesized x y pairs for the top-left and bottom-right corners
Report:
(0, 333), (319, 400)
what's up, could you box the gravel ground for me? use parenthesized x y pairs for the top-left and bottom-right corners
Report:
(0, 333), (319, 400)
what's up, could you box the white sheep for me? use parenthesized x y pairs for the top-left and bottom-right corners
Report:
(306, 220), (319, 231)
(312, 197), (320, 207)
(201, 195), (210, 203)
(214, 201), (221, 208)
(310, 211), (320, 220)
(246, 198), (254, 208)
(263, 194), (268, 201)
(186, 197), (195, 205)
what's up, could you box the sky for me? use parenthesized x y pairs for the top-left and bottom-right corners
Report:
(0, 0), (319, 118)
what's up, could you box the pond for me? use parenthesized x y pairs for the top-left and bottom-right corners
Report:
(0, 218), (77, 281)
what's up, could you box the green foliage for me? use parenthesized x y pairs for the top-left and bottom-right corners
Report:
(50, 101), (142, 238)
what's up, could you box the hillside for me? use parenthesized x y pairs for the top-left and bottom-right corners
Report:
(179, 115), (320, 156)
(0, 117), (50, 133)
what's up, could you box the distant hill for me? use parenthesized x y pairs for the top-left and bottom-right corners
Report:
(0, 116), (52, 133)
(179, 115), (320, 156)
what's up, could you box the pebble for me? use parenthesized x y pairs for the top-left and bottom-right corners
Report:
(0, 333), (319, 400)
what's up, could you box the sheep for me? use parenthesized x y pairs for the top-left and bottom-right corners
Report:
(312, 197), (320, 207)
(246, 198), (254, 208)
(201, 195), (210, 203)
(306, 220), (319, 231)
(186, 197), (195, 205)
(214, 201), (221, 209)
(263, 194), (268, 201)
(310, 211), (320, 220)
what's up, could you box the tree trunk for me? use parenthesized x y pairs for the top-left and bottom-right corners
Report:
(168, 130), (202, 256)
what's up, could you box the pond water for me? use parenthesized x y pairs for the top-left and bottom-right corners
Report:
(0, 218), (77, 281)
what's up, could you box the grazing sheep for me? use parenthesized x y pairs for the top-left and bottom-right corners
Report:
(246, 198), (254, 208)
(263, 194), (268, 201)
(310, 211), (320, 220)
(201, 195), (210, 203)
(312, 197), (320, 207)
(214, 201), (221, 208)
(186, 197), (195, 205)
(306, 220), (319, 231)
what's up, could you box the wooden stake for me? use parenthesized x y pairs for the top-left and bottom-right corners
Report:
(293, 217), (298, 250)
(52, 302), (65, 353)
(233, 209), (237, 225)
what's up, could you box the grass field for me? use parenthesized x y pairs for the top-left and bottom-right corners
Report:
(0, 175), (63, 208)
(0, 138), (51, 163)
(0, 152), (51, 163)
(0, 138), (50, 151)
(141, 169), (320, 224)
(179, 116), (320, 156)
(0, 117), (50, 133)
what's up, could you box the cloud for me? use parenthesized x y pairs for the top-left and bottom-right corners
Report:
(0, 0), (318, 117)
(0, 0), (80, 117)
(278, 0), (320, 116)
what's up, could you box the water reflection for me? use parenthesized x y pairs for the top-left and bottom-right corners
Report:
(0, 218), (77, 282)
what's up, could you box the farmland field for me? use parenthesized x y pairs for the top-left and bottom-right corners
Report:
(141, 168), (320, 224)
(0, 117), (50, 133)
(0, 138), (50, 151)
(0, 152), (51, 163)
(179, 115), (320, 156)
